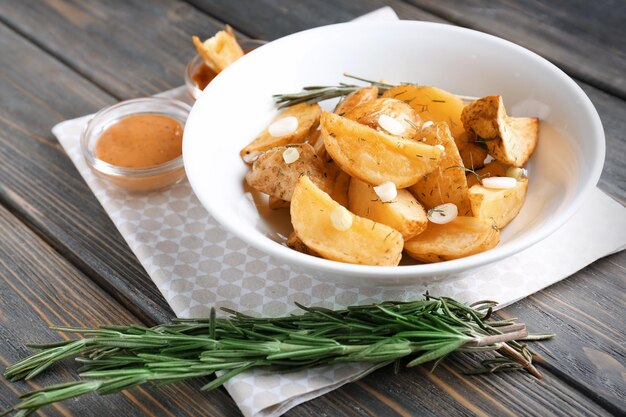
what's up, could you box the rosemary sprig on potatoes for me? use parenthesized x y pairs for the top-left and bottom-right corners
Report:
(2, 296), (553, 416)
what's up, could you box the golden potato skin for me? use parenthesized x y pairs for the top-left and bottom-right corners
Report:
(344, 98), (421, 139)
(291, 176), (403, 266)
(320, 111), (443, 188)
(383, 85), (466, 146)
(334, 86), (379, 116)
(461, 96), (539, 167)
(404, 216), (499, 263)
(469, 178), (528, 229)
(409, 122), (472, 216)
(241, 103), (321, 159)
(348, 178), (427, 239)
(245, 143), (329, 201)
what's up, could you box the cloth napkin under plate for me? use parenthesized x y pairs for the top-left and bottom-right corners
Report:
(52, 7), (626, 417)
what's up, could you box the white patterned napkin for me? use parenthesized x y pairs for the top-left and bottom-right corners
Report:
(52, 7), (625, 417)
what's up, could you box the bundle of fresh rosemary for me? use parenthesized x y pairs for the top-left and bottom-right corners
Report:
(1, 295), (552, 416)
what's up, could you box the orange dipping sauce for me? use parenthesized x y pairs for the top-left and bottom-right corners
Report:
(95, 114), (183, 168)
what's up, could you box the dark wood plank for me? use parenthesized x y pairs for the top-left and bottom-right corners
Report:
(0, 204), (241, 417)
(0, 0), (227, 99)
(189, 0), (446, 40)
(499, 251), (626, 414)
(404, 0), (626, 100)
(0, 22), (174, 324)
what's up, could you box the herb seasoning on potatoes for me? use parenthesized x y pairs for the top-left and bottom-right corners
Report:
(241, 75), (539, 266)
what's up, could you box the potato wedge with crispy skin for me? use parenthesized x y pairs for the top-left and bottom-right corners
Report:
(192, 26), (243, 73)
(320, 111), (443, 188)
(241, 103), (321, 160)
(287, 231), (319, 257)
(404, 216), (499, 263)
(348, 178), (427, 239)
(383, 85), (466, 146)
(409, 122), (472, 216)
(334, 86), (379, 116)
(461, 96), (538, 167)
(245, 143), (329, 201)
(291, 176), (403, 266)
(469, 178), (528, 229)
(344, 98), (421, 139)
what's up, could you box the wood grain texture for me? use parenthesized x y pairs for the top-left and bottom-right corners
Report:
(189, 0), (445, 40)
(0, 0), (226, 99)
(0, 204), (241, 417)
(405, 0), (626, 100)
(0, 23), (174, 324)
(499, 251), (626, 414)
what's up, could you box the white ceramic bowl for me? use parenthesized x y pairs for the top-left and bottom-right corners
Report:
(183, 21), (604, 286)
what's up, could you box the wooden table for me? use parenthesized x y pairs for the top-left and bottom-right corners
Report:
(1, 1), (624, 416)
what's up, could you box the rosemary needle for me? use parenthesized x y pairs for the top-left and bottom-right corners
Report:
(273, 73), (478, 108)
(1, 296), (553, 416)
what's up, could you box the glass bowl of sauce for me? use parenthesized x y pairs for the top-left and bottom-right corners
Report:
(81, 97), (191, 192)
(184, 38), (267, 100)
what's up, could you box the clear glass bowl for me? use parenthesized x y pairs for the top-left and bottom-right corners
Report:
(81, 97), (191, 192)
(184, 38), (267, 100)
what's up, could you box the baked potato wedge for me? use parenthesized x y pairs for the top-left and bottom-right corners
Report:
(287, 231), (319, 257)
(383, 85), (466, 146)
(334, 86), (379, 116)
(409, 122), (472, 216)
(469, 178), (528, 228)
(344, 98), (421, 139)
(245, 143), (329, 201)
(404, 216), (499, 263)
(320, 111), (443, 188)
(291, 176), (403, 266)
(330, 170), (351, 207)
(461, 96), (538, 167)
(241, 103), (321, 160)
(192, 26), (243, 73)
(348, 178), (427, 239)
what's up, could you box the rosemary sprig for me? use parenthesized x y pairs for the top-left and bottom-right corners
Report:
(273, 73), (478, 108)
(1, 296), (553, 416)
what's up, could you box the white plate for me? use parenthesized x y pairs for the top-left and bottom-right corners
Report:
(183, 21), (604, 286)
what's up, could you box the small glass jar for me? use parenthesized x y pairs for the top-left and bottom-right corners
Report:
(184, 38), (267, 100)
(81, 97), (191, 192)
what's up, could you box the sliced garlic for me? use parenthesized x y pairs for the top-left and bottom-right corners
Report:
(378, 115), (405, 136)
(484, 155), (495, 164)
(282, 147), (300, 164)
(505, 166), (526, 180)
(422, 121), (434, 129)
(373, 181), (397, 203)
(434, 144), (446, 155)
(482, 176), (517, 189)
(427, 203), (458, 224)
(330, 206), (353, 231)
(242, 151), (263, 164)
(268, 116), (298, 137)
